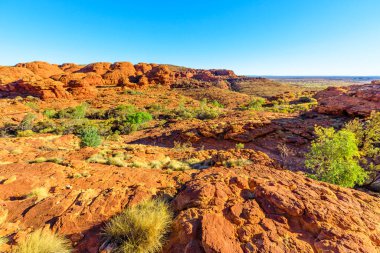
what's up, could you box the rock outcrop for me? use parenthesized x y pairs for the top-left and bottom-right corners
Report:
(0, 137), (379, 252)
(315, 84), (380, 117)
(0, 61), (238, 99)
(168, 166), (380, 253)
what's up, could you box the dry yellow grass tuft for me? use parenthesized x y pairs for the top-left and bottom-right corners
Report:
(103, 198), (172, 253)
(0, 207), (8, 226)
(28, 187), (49, 203)
(13, 229), (72, 253)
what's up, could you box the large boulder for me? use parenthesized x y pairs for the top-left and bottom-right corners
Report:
(146, 65), (174, 85)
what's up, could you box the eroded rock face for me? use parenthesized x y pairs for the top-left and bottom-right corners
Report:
(0, 66), (43, 85)
(315, 84), (380, 117)
(167, 166), (380, 253)
(0, 79), (72, 99)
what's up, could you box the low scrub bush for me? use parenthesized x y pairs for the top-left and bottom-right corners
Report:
(43, 109), (57, 119)
(13, 229), (72, 253)
(195, 99), (221, 120)
(103, 198), (172, 253)
(235, 143), (245, 150)
(242, 97), (266, 110)
(305, 126), (368, 187)
(17, 130), (35, 137)
(56, 103), (88, 119)
(343, 112), (379, 183)
(19, 113), (36, 131)
(25, 101), (39, 111)
(79, 126), (101, 147)
(223, 158), (252, 168)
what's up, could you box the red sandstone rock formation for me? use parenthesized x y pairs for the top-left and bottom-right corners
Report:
(0, 143), (379, 252)
(0, 61), (239, 99)
(15, 61), (64, 79)
(315, 84), (380, 117)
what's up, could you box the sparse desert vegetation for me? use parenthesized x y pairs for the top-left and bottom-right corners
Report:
(103, 199), (172, 253)
(0, 60), (379, 253)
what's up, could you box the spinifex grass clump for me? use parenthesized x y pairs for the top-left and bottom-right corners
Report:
(104, 199), (172, 253)
(13, 229), (72, 253)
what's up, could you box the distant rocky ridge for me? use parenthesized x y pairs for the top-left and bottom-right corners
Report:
(0, 61), (238, 99)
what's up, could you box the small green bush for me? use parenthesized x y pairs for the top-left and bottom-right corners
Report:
(103, 199), (172, 253)
(13, 229), (72, 253)
(235, 143), (245, 150)
(126, 112), (153, 125)
(19, 113), (36, 131)
(79, 126), (101, 147)
(246, 97), (266, 110)
(196, 99), (220, 120)
(305, 126), (368, 187)
(298, 96), (313, 103)
(210, 100), (224, 108)
(108, 105), (137, 120)
(56, 103), (88, 119)
(25, 101), (39, 111)
(343, 112), (380, 181)
(17, 130), (35, 137)
(43, 109), (57, 119)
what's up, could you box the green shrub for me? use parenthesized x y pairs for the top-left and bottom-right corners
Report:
(235, 143), (245, 150)
(210, 100), (224, 108)
(13, 229), (72, 253)
(246, 97), (266, 110)
(108, 105), (137, 120)
(19, 113), (36, 131)
(43, 109), (57, 119)
(103, 199), (172, 253)
(305, 126), (368, 187)
(126, 112), (153, 125)
(196, 99), (220, 120)
(25, 101), (39, 111)
(56, 103), (88, 119)
(170, 103), (196, 120)
(79, 126), (101, 147)
(343, 112), (380, 180)
(17, 130), (35, 137)
(298, 96), (313, 103)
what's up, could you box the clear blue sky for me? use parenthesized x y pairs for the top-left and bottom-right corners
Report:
(0, 0), (379, 75)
